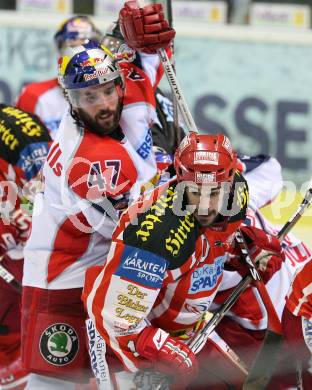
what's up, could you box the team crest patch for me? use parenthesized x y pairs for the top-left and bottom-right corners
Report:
(39, 323), (79, 366)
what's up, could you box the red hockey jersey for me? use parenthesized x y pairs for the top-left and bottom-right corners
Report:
(83, 173), (248, 372)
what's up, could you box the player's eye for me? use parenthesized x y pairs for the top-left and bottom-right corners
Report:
(104, 87), (115, 97)
(84, 94), (97, 104)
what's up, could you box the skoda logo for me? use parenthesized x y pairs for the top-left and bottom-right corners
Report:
(39, 323), (79, 366)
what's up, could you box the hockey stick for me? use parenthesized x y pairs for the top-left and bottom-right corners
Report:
(157, 48), (198, 134)
(155, 327), (248, 390)
(189, 179), (312, 352)
(0, 255), (22, 293)
(186, 231), (282, 354)
(136, 1), (198, 135)
(234, 230), (283, 390)
(243, 177), (312, 389)
(277, 177), (312, 241)
(165, 0), (182, 147)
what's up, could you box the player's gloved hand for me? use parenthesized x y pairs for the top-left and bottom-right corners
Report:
(228, 226), (285, 283)
(0, 221), (20, 256)
(136, 326), (198, 384)
(10, 208), (32, 244)
(119, 1), (175, 53)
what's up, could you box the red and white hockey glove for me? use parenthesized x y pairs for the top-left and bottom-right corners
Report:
(136, 326), (198, 384)
(119, 1), (175, 53)
(10, 209), (32, 244)
(228, 226), (285, 283)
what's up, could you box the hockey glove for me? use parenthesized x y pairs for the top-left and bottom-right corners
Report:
(0, 220), (20, 256)
(136, 326), (198, 384)
(119, 1), (175, 53)
(10, 209), (32, 244)
(229, 226), (285, 283)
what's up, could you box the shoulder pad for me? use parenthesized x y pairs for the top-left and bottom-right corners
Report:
(123, 184), (200, 270)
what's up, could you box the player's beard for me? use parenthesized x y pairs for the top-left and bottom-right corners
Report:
(194, 209), (218, 227)
(76, 102), (122, 136)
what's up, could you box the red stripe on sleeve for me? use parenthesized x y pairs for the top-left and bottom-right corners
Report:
(47, 212), (92, 282)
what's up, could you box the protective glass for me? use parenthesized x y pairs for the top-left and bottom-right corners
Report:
(68, 81), (120, 108)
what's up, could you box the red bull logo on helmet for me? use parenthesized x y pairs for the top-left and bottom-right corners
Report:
(81, 57), (104, 68)
(194, 151), (219, 165)
(84, 67), (109, 81)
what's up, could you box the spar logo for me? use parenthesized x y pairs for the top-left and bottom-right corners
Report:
(189, 255), (226, 294)
(39, 323), (79, 366)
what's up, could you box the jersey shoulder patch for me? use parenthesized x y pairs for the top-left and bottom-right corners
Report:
(121, 63), (155, 107)
(123, 184), (200, 270)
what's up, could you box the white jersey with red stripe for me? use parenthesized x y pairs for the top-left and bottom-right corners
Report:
(16, 78), (67, 139)
(83, 174), (248, 372)
(23, 114), (156, 289)
(286, 258), (312, 320)
(240, 155), (283, 209)
(22, 53), (164, 290)
(214, 208), (312, 330)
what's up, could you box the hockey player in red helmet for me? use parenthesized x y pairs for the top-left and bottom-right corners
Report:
(174, 132), (237, 228)
(83, 132), (284, 388)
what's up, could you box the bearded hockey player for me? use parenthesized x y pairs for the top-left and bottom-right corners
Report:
(83, 132), (284, 389)
(21, 6), (175, 387)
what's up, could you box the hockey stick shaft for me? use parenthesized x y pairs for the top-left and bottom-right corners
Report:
(0, 256), (22, 293)
(203, 179), (312, 345)
(165, 0), (181, 147)
(235, 229), (282, 335)
(277, 178), (312, 241)
(157, 48), (198, 134)
(136, 0), (198, 134)
(243, 181), (312, 388)
(187, 234), (281, 356)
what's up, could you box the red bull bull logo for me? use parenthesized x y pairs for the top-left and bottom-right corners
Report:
(115, 44), (136, 63)
(81, 57), (104, 68)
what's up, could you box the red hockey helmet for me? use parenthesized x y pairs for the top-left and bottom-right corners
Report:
(174, 133), (237, 185)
